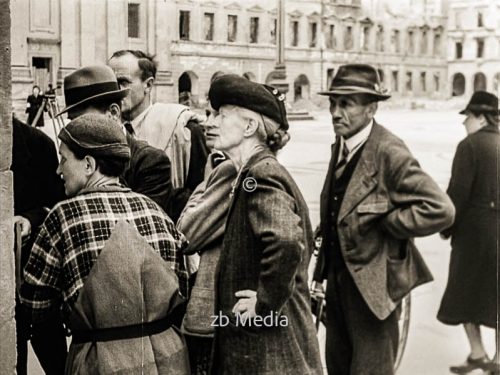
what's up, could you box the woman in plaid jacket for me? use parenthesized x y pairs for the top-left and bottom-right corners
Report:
(20, 113), (190, 374)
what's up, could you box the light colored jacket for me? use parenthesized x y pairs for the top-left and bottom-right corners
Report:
(132, 103), (198, 188)
(177, 154), (237, 336)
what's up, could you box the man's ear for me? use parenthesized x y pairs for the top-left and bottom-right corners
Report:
(84, 155), (97, 176)
(366, 101), (378, 120)
(144, 77), (154, 94)
(108, 103), (122, 121)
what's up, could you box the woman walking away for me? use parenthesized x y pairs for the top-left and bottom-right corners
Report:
(438, 91), (499, 374)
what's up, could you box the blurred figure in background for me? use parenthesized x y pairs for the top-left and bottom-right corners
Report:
(438, 91), (500, 374)
(26, 85), (46, 127)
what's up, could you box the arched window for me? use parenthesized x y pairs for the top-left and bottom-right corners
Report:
(473, 72), (487, 92)
(178, 71), (199, 106)
(451, 73), (465, 96)
(293, 74), (311, 101)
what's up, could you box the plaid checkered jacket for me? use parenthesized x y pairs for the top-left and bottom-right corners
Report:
(20, 184), (188, 321)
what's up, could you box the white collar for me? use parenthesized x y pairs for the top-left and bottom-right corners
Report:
(343, 119), (373, 155)
(131, 104), (153, 130)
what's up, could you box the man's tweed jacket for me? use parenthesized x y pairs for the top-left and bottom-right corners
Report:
(314, 121), (455, 319)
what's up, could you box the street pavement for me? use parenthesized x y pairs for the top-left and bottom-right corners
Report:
(26, 109), (496, 374)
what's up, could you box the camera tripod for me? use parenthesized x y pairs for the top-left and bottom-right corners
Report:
(31, 94), (65, 152)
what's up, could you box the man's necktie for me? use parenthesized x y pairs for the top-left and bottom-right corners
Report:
(124, 122), (135, 137)
(335, 142), (349, 179)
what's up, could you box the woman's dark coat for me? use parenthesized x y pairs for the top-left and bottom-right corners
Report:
(215, 149), (322, 375)
(438, 125), (500, 328)
(26, 94), (45, 127)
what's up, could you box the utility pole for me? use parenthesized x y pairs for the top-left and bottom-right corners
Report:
(0, 0), (16, 370)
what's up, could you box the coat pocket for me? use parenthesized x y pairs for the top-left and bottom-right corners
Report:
(386, 240), (434, 302)
(356, 200), (390, 235)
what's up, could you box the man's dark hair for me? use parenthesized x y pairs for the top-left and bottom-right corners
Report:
(66, 141), (127, 177)
(110, 50), (157, 81)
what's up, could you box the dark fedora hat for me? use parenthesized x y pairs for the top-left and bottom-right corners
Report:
(318, 64), (390, 101)
(57, 65), (129, 116)
(208, 74), (289, 130)
(459, 91), (499, 115)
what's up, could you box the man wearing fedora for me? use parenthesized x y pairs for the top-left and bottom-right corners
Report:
(57, 65), (174, 221)
(313, 64), (455, 374)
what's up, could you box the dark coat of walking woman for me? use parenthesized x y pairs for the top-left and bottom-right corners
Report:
(438, 91), (500, 374)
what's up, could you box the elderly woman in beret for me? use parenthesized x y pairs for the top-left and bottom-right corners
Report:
(438, 91), (500, 374)
(207, 75), (322, 374)
(20, 113), (189, 374)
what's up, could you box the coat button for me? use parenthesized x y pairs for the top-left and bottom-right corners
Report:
(330, 211), (335, 218)
(490, 201), (495, 208)
(333, 196), (338, 201)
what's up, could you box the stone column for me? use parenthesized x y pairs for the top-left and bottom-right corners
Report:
(59, 0), (79, 86)
(0, 0), (16, 372)
(268, 0), (289, 94)
(154, 0), (175, 103)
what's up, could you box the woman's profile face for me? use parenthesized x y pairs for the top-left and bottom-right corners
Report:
(463, 112), (485, 135)
(204, 107), (221, 151)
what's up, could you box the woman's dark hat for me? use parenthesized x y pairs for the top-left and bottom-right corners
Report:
(208, 74), (289, 130)
(58, 113), (130, 160)
(318, 64), (390, 101)
(57, 65), (129, 116)
(459, 91), (499, 115)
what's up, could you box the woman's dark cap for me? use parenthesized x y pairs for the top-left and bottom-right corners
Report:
(208, 74), (289, 130)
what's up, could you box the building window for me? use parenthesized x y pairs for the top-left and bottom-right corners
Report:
(477, 11), (483, 27)
(204, 13), (214, 41)
(309, 22), (318, 47)
(406, 72), (413, 91)
(434, 73), (440, 91)
(456, 42), (463, 59)
(227, 15), (237, 42)
(250, 17), (259, 43)
(477, 38), (484, 58)
(326, 24), (336, 49)
(291, 20), (299, 46)
(271, 18), (277, 44)
(408, 30), (414, 54)
(345, 25), (354, 50)
(391, 30), (400, 53)
(376, 26), (384, 52)
(392, 71), (398, 92)
(327, 68), (335, 88)
(179, 10), (190, 40)
(128, 3), (140, 38)
(361, 26), (371, 51)
(421, 30), (428, 55)
(433, 33), (441, 56)
(452, 73), (466, 96)
(455, 11), (461, 29)
(420, 72), (426, 92)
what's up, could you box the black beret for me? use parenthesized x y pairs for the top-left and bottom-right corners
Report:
(208, 74), (289, 131)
